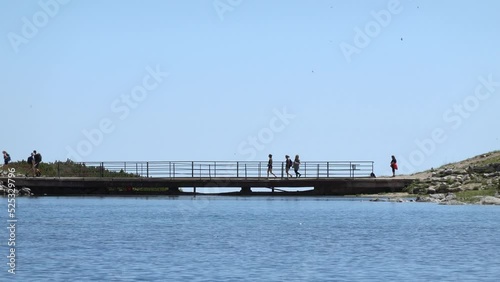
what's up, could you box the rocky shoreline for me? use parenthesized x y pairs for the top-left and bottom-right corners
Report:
(1, 184), (33, 196)
(404, 152), (500, 205)
(367, 191), (500, 205)
(415, 193), (500, 205)
(409, 164), (500, 194)
(1, 171), (34, 196)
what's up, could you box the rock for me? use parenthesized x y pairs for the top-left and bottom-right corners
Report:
(429, 193), (445, 200)
(439, 200), (465, 205)
(480, 196), (500, 205)
(427, 187), (436, 194)
(437, 184), (450, 193)
(443, 169), (454, 176)
(1, 186), (19, 195)
(471, 164), (500, 174)
(415, 196), (427, 202)
(484, 172), (500, 178)
(388, 198), (407, 203)
(21, 187), (32, 196)
(445, 193), (456, 201)
(416, 196), (440, 203)
(0, 185), (33, 196)
(447, 187), (463, 193)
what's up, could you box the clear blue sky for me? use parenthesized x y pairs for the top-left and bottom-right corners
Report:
(1, 0), (499, 176)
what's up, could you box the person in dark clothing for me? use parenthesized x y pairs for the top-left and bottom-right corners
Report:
(390, 155), (398, 177)
(25, 153), (35, 177)
(285, 155), (293, 178)
(2, 151), (10, 172)
(293, 155), (301, 178)
(33, 150), (42, 177)
(33, 150), (42, 165)
(3, 151), (10, 165)
(267, 154), (277, 178)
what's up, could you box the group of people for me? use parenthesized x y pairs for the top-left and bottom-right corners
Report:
(4, 150), (398, 178)
(266, 154), (399, 178)
(1, 150), (43, 177)
(267, 154), (302, 178)
(28, 150), (43, 177)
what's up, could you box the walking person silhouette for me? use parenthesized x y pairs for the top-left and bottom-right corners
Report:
(293, 155), (301, 178)
(267, 154), (277, 178)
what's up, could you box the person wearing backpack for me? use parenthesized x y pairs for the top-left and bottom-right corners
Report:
(3, 151), (10, 164)
(2, 151), (10, 171)
(285, 155), (293, 178)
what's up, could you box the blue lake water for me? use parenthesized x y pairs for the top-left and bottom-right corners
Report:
(1, 196), (500, 281)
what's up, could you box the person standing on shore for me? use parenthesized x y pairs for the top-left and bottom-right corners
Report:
(25, 152), (35, 177)
(2, 151), (11, 173)
(293, 155), (301, 178)
(34, 150), (42, 177)
(390, 155), (398, 177)
(285, 155), (293, 178)
(267, 154), (277, 178)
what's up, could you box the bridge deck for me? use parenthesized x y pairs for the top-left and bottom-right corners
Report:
(2, 176), (415, 196)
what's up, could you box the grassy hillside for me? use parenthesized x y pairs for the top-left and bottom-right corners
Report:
(411, 150), (500, 178)
(3, 160), (137, 178)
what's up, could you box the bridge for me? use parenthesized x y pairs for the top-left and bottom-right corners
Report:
(2, 160), (414, 195)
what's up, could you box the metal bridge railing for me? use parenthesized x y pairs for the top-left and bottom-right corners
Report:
(57, 160), (374, 179)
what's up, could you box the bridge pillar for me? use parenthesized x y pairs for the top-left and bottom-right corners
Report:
(240, 186), (252, 194)
(314, 186), (328, 195)
(168, 187), (180, 194)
